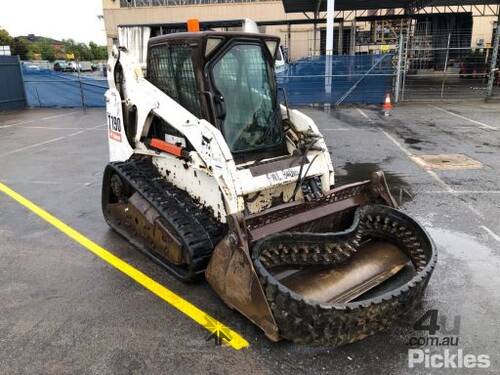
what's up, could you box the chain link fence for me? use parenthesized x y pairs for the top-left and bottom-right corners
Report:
(22, 64), (108, 107)
(278, 20), (499, 104)
(399, 32), (499, 100)
(395, 26), (500, 101)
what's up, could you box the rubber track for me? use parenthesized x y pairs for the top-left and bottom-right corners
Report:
(103, 157), (226, 281)
(252, 204), (436, 346)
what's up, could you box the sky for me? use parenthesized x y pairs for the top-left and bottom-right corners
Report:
(0, 0), (106, 45)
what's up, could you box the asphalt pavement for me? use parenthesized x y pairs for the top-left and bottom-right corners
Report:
(0, 102), (499, 374)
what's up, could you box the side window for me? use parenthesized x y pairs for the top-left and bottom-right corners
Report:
(147, 44), (202, 118)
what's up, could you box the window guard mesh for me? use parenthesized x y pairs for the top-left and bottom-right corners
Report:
(147, 44), (202, 118)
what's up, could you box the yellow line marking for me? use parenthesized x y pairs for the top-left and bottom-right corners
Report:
(0, 181), (249, 350)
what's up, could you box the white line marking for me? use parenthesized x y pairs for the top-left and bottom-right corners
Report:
(430, 105), (498, 130)
(40, 111), (80, 121)
(356, 107), (455, 193)
(425, 169), (455, 193)
(378, 129), (413, 157)
(461, 201), (483, 218)
(355, 107), (491, 219)
(421, 190), (500, 194)
(0, 110), (81, 129)
(480, 225), (500, 243)
(0, 123), (105, 158)
(0, 120), (34, 129)
(11, 126), (86, 130)
(6, 125), (105, 130)
(355, 107), (371, 120)
(0, 131), (84, 158)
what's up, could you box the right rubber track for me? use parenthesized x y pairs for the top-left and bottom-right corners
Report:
(252, 204), (437, 346)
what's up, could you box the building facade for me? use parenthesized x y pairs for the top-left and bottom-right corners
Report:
(102, 0), (499, 60)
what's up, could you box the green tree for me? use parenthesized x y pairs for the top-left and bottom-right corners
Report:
(10, 37), (28, 59)
(62, 39), (107, 61)
(88, 42), (108, 60)
(76, 42), (92, 60)
(0, 28), (12, 45)
(62, 38), (76, 58)
(89, 41), (99, 60)
(39, 39), (56, 62)
(27, 43), (41, 60)
(95, 45), (108, 60)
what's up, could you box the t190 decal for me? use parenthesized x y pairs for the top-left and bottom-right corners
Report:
(107, 113), (122, 142)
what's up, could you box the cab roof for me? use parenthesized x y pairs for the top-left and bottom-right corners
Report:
(148, 31), (280, 48)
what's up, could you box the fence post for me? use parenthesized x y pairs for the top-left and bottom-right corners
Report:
(326, 0), (335, 55)
(76, 59), (85, 109)
(443, 32), (451, 72)
(287, 23), (292, 60)
(486, 21), (499, 99)
(440, 32), (452, 98)
(17, 55), (28, 108)
(338, 20), (344, 55)
(313, 13), (317, 56)
(401, 30), (411, 101)
(350, 17), (356, 55)
(394, 33), (404, 103)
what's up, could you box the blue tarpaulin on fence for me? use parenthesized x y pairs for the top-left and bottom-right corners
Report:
(21, 54), (393, 108)
(22, 68), (108, 107)
(277, 54), (394, 105)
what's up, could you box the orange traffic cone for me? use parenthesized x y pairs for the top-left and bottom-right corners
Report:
(382, 93), (393, 116)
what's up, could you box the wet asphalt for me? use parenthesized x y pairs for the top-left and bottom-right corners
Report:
(0, 102), (499, 374)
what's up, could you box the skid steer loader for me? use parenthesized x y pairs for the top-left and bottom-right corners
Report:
(102, 22), (436, 345)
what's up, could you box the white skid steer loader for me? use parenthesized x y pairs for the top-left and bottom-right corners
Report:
(102, 20), (436, 345)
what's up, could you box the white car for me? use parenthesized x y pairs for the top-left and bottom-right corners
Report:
(66, 61), (80, 72)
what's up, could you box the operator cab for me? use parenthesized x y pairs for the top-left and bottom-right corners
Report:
(146, 31), (285, 162)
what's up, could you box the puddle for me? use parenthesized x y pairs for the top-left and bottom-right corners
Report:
(404, 137), (422, 145)
(404, 138), (423, 150)
(427, 226), (500, 292)
(335, 162), (413, 204)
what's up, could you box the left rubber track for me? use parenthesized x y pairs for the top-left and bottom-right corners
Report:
(101, 157), (227, 281)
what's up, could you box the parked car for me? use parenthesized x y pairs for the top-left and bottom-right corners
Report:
(53, 61), (68, 72)
(79, 61), (93, 72)
(24, 63), (40, 71)
(66, 61), (80, 72)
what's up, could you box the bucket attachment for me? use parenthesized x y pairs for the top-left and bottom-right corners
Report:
(206, 171), (436, 345)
